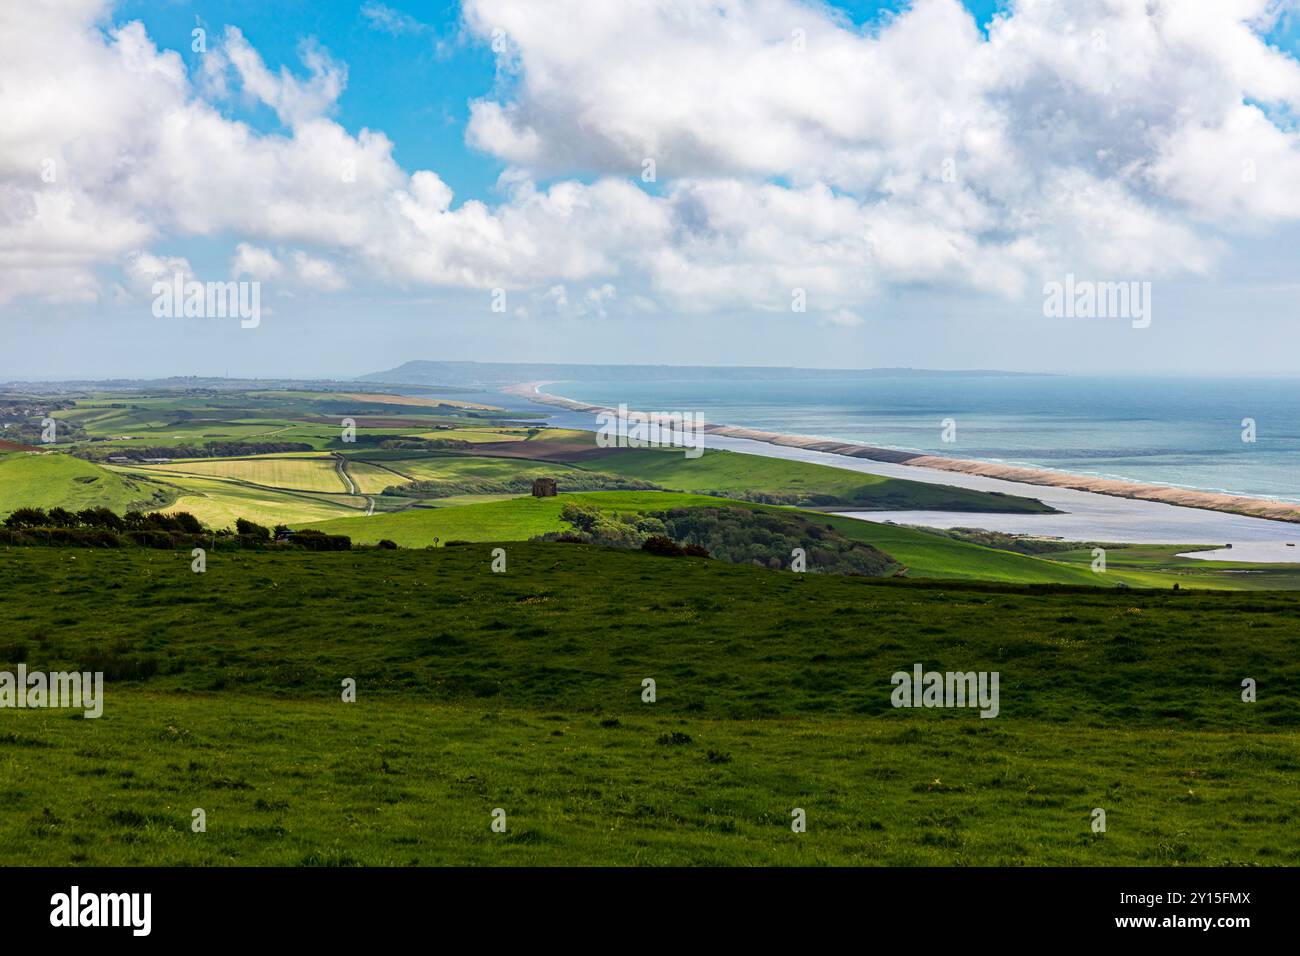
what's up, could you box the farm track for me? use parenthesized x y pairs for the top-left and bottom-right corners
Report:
(332, 452), (374, 516)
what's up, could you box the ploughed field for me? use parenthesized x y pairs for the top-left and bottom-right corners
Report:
(0, 544), (1296, 866)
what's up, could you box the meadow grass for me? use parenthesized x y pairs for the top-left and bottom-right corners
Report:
(0, 544), (1295, 865)
(576, 447), (1055, 513)
(0, 453), (170, 515)
(301, 491), (733, 545)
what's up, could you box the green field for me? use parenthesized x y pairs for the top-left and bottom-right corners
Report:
(1051, 543), (1300, 590)
(154, 473), (367, 527)
(0, 452), (171, 515)
(142, 456), (350, 493)
(303, 491), (732, 544)
(363, 453), (577, 486)
(575, 447), (1055, 512)
(302, 492), (1222, 588)
(0, 544), (1295, 866)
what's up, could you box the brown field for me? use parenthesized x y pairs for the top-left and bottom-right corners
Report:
(339, 392), (503, 411)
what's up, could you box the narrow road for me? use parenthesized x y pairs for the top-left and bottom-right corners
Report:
(332, 453), (374, 515)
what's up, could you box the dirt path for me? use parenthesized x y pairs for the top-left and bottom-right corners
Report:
(331, 453), (374, 515)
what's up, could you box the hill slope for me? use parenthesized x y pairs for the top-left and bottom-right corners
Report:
(0, 544), (1293, 866)
(0, 452), (171, 517)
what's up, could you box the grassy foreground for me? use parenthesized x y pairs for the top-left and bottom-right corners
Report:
(0, 544), (1296, 865)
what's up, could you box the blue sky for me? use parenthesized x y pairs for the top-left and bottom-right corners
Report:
(4, 0), (1300, 380)
(115, 1), (1013, 202)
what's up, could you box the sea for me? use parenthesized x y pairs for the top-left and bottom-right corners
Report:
(546, 375), (1300, 504)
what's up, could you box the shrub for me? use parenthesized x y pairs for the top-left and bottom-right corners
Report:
(641, 535), (684, 557)
(171, 511), (204, 534)
(46, 507), (78, 528)
(682, 543), (710, 558)
(235, 518), (271, 541)
(49, 528), (123, 547)
(126, 530), (181, 549)
(3, 507), (48, 530)
(76, 507), (125, 530)
(289, 529), (351, 551)
(376, 539), (398, 550)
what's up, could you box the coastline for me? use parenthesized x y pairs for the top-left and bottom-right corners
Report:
(504, 381), (1300, 526)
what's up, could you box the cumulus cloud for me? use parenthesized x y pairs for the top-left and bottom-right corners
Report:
(460, 0), (1300, 300)
(122, 251), (195, 296)
(203, 27), (347, 127)
(290, 250), (347, 290)
(2, 0), (1300, 321)
(230, 243), (282, 280)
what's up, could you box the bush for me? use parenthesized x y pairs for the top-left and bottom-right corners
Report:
(3, 507), (48, 530)
(235, 518), (271, 541)
(289, 529), (351, 551)
(126, 530), (181, 549)
(642, 535), (685, 557)
(48, 528), (123, 547)
(46, 507), (78, 528)
(376, 539), (398, 549)
(76, 507), (125, 530)
(682, 543), (710, 558)
(171, 511), (204, 534)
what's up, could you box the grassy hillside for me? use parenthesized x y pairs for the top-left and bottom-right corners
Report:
(814, 514), (1187, 588)
(0, 452), (172, 517)
(302, 491), (734, 545)
(1050, 543), (1300, 591)
(0, 544), (1294, 866)
(302, 492), (1180, 587)
(570, 447), (1055, 513)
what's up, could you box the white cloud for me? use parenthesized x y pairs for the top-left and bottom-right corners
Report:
(230, 243), (282, 280)
(204, 27), (347, 127)
(3, 0), (1300, 322)
(122, 250), (194, 297)
(290, 250), (347, 291)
